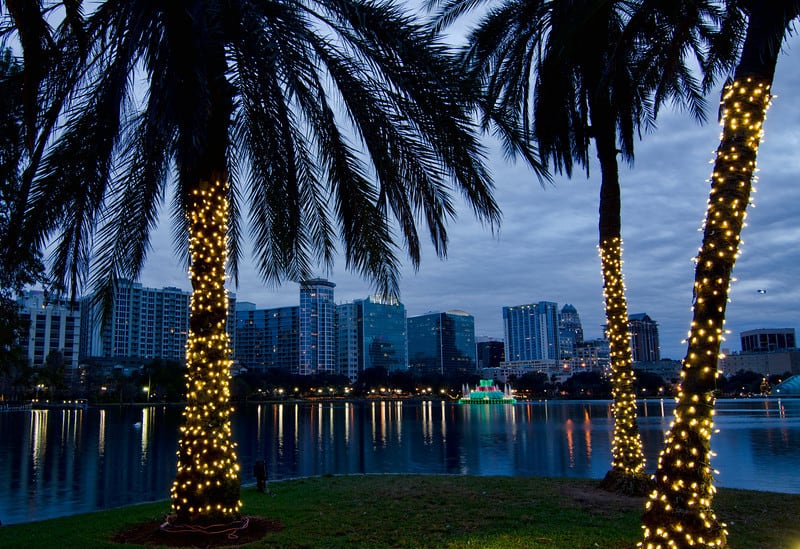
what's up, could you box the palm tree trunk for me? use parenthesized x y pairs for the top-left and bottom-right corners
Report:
(640, 4), (794, 547)
(593, 107), (647, 494)
(169, 40), (241, 524)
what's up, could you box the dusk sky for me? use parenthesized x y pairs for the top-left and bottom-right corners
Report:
(136, 31), (800, 361)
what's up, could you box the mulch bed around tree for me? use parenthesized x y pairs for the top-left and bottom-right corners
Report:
(112, 516), (283, 547)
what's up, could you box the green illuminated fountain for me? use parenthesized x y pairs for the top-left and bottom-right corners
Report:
(459, 379), (516, 404)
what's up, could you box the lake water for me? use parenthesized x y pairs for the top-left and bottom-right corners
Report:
(1, 398), (798, 525)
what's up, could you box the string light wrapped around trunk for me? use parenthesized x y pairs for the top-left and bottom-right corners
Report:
(640, 77), (772, 549)
(599, 238), (646, 481)
(170, 177), (241, 523)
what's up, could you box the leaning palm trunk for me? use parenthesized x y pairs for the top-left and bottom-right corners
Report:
(170, 175), (241, 523)
(594, 111), (648, 494)
(640, 5), (788, 547)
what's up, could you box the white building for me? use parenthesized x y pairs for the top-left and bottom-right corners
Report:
(17, 290), (81, 370)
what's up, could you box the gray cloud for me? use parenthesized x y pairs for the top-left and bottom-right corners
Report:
(138, 34), (800, 361)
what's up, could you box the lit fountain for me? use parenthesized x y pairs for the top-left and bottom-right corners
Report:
(459, 379), (516, 404)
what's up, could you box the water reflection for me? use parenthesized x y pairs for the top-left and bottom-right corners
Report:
(98, 409), (106, 457)
(1, 398), (799, 526)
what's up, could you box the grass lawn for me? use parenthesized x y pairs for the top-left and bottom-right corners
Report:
(0, 475), (798, 548)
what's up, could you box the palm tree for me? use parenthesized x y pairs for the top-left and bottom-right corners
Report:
(0, 2), (85, 269)
(18, 0), (499, 525)
(433, 0), (718, 494)
(641, 3), (800, 547)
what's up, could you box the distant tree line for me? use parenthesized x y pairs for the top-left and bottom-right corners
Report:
(2, 355), (792, 404)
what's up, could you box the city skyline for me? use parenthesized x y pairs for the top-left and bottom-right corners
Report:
(125, 34), (799, 360)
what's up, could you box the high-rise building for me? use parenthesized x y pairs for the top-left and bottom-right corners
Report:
(80, 281), (192, 361)
(559, 303), (584, 360)
(628, 313), (660, 363)
(79, 280), (235, 363)
(17, 290), (81, 370)
(336, 302), (361, 382)
(572, 338), (611, 374)
(234, 303), (300, 372)
(476, 337), (504, 370)
(299, 278), (336, 375)
(407, 310), (476, 375)
(502, 301), (560, 362)
(360, 295), (407, 373)
(740, 328), (796, 353)
(336, 295), (408, 382)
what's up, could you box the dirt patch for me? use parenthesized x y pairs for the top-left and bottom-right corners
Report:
(112, 516), (283, 547)
(559, 482), (645, 516)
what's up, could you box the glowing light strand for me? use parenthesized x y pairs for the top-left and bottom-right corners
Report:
(600, 238), (646, 477)
(170, 177), (242, 523)
(640, 78), (771, 549)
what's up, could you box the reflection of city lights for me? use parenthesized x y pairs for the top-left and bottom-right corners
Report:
(141, 407), (154, 465)
(345, 402), (351, 444)
(565, 418), (575, 468)
(31, 410), (48, 473)
(99, 409), (106, 457)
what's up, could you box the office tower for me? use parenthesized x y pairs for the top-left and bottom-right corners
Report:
(299, 278), (336, 375)
(336, 302), (361, 382)
(336, 295), (408, 382)
(502, 301), (560, 362)
(628, 313), (660, 362)
(740, 328), (796, 353)
(359, 295), (407, 372)
(559, 303), (584, 360)
(16, 290), (81, 370)
(234, 304), (300, 372)
(476, 337), (505, 370)
(407, 310), (476, 375)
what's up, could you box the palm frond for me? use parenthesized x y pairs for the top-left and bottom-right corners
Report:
(89, 109), (171, 293)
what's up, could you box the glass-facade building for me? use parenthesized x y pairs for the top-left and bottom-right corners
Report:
(628, 313), (660, 362)
(407, 310), (476, 375)
(476, 339), (505, 370)
(299, 278), (336, 375)
(234, 304), (300, 372)
(559, 303), (584, 361)
(361, 295), (407, 372)
(502, 301), (560, 362)
(337, 295), (408, 381)
(336, 302), (361, 382)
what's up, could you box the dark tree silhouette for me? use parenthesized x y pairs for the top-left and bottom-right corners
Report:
(14, 0), (499, 525)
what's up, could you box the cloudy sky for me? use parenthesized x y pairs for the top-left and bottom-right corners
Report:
(138, 31), (800, 361)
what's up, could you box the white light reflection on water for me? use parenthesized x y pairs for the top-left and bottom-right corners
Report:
(395, 401), (403, 444)
(98, 409), (106, 457)
(344, 402), (351, 444)
(140, 407), (153, 466)
(329, 403), (334, 445)
(30, 409), (48, 476)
